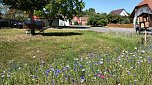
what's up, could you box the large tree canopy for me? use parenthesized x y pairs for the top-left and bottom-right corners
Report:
(3, 0), (50, 34)
(35, 0), (85, 25)
(3, 0), (49, 11)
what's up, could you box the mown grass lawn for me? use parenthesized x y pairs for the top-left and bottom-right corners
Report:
(0, 28), (152, 85)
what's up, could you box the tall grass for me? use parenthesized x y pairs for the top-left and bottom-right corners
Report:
(0, 29), (151, 85)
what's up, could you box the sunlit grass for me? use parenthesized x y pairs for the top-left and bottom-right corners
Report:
(0, 28), (151, 85)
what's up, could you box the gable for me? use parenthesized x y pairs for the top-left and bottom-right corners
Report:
(136, 5), (152, 17)
(120, 10), (129, 16)
(131, 0), (152, 17)
(110, 9), (128, 16)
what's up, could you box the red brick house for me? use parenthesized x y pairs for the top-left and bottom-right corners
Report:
(71, 16), (88, 25)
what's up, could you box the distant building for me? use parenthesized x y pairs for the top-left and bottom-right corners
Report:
(52, 18), (69, 27)
(110, 9), (129, 16)
(71, 16), (88, 25)
(131, 0), (152, 28)
(80, 16), (88, 26)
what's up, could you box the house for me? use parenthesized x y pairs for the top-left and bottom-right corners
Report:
(131, 0), (152, 28)
(80, 16), (88, 26)
(52, 19), (69, 27)
(110, 9), (129, 16)
(71, 16), (81, 25)
(71, 16), (88, 26)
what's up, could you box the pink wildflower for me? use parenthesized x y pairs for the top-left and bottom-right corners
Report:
(101, 76), (106, 79)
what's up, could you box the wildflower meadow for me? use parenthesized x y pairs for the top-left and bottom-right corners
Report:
(0, 29), (152, 85)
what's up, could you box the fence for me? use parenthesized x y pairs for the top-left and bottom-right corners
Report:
(107, 24), (134, 28)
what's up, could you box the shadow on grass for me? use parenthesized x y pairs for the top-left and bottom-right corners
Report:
(37, 32), (83, 36)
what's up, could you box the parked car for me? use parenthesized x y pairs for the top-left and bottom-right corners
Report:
(24, 20), (45, 29)
(11, 20), (23, 28)
(0, 19), (24, 28)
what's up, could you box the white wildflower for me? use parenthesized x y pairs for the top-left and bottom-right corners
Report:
(37, 50), (39, 52)
(33, 56), (36, 58)
(134, 47), (137, 50)
(119, 65), (122, 67)
(141, 50), (145, 54)
(86, 57), (88, 59)
(18, 67), (21, 70)
(82, 69), (85, 72)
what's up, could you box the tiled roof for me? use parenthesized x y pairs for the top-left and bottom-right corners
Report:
(137, 0), (152, 10)
(110, 9), (125, 15)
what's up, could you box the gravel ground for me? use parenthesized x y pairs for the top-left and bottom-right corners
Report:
(90, 27), (136, 33)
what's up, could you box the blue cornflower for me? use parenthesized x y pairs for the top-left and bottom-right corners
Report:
(46, 73), (48, 76)
(89, 53), (93, 57)
(62, 69), (65, 72)
(54, 73), (58, 76)
(80, 76), (85, 80)
(133, 74), (136, 77)
(33, 76), (37, 79)
(55, 69), (60, 73)
(89, 64), (92, 67)
(137, 60), (141, 64)
(46, 71), (50, 76)
(79, 65), (83, 68)
(74, 68), (78, 72)
(127, 71), (131, 75)
(63, 74), (66, 77)
(129, 58), (133, 62)
(50, 66), (53, 68)
(94, 74), (97, 77)
(46, 69), (50, 73)
(36, 69), (38, 73)
(74, 63), (77, 66)
(148, 57), (151, 64)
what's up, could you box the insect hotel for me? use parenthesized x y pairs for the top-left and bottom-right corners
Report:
(131, 0), (152, 34)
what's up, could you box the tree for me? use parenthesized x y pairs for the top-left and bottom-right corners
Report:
(35, 0), (85, 26)
(88, 13), (108, 27)
(3, 9), (28, 21)
(88, 8), (95, 13)
(3, 0), (50, 35)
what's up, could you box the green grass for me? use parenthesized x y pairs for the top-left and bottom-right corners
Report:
(0, 29), (152, 85)
(0, 29), (139, 65)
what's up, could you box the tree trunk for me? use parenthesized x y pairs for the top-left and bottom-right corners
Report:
(49, 18), (54, 27)
(29, 10), (35, 35)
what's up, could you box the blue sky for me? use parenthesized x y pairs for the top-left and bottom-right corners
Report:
(83, 0), (142, 13)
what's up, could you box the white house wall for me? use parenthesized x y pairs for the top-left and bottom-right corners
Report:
(64, 19), (70, 26)
(135, 6), (152, 17)
(120, 10), (129, 16)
